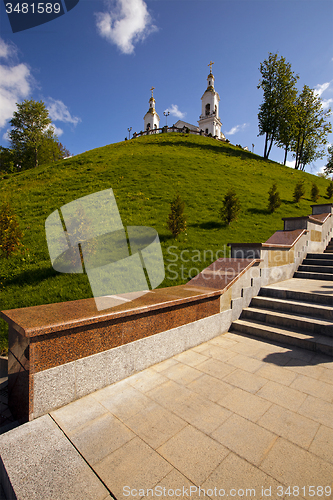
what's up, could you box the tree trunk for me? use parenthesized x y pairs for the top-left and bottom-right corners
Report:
(264, 134), (269, 158)
(297, 137), (305, 170)
(283, 145), (289, 165)
(266, 135), (275, 159)
(294, 133), (301, 169)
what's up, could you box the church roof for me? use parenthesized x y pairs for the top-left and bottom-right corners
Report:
(174, 120), (199, 131)
(144, 109), (160, 119)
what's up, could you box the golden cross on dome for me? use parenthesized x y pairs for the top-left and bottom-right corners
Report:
(208, 61), (214, 73)
(150, 87), (155, 98)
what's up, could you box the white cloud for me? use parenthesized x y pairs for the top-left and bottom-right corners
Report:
(224, 123), (249, 135)
(95, 0), (157, 54)
(285, 160), (295, 168)
(0, 40), (32, 128)
(2, 129), (10, 142)
(164, 104), (186, 120)
(47, 98), (81, 126)
(0, 39), (16, 59)
(321, 98), (333, 111)
(47, 124), (64, 137)
(314, 82), (330, 97)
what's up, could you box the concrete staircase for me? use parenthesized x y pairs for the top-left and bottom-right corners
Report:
(230, 242), (333, 357)
(294, 252), (333, 281)
(230, 286), (333, 356)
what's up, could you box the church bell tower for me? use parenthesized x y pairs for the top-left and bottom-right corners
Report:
(144, 87), (160, 133)
(198, 62), (225, 139)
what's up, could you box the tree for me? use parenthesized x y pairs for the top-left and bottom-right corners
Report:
(167, 194), (186, 237)
(293, 180), (305, 203)
(267, 183), (281, 212)
(0, 146), (19, 173)
(0, 202), (23, 258)
(220, 189), (241, 225)
(324, 145), (333, 176)
(275, 95), (298, 166)
(291, 86), (332, 170)
(9, 100), (57, 169)
(258, 52), (299, 160)
(326, 181), (333, 199)
(311, 183), (320, 202)
(38, 135), (71, 165)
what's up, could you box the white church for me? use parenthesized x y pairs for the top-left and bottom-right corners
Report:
(142, 62), (226, 141)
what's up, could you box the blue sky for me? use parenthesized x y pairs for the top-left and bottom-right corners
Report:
(0, 0), (332, 173)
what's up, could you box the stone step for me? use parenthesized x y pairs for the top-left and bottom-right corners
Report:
(251, 295), (333, 320)
(259, 286), (333, 306)
(306, 253), (333, 259)
(298, 265), (333, 274)
(302, 258), (333, 266)
(241, 307), (333, 337)
(230, 319), (333, 357)
(293, 271), (333, 280)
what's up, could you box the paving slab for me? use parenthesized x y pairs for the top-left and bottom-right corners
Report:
(1, 328), (333, 500)
(157, 425), (229, 484)
(202, 452), (282, 495)
(257, 404), (320, 449)
(260, 437), (333, 500)
(94, 436), (173, 499)
(211, 413), (278, 466)
(222, 367), (267, 393)
(0, 415), (109, 500)
(217, 386), (272, 422)
(309, 425), (333, 464)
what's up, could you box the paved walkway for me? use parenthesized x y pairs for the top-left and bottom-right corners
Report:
(0, 278), (333, 500)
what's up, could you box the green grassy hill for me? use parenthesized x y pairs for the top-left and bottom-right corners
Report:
(0, 133), (331, 353)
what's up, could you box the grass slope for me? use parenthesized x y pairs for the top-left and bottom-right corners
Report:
(0, 133), (331, 353)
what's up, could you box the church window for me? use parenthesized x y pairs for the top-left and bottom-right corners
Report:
(215, 105), (217, 114)
(147, 123), (151, 130)
(205, 103), (210, 116)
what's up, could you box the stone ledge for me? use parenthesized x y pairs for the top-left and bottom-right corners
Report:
(1, 259), (259, 339)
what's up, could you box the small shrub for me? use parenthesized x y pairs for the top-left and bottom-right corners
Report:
(220, 188), (241, 225)
(311, 183), (320, 203)
(0, 202), (23, 258)
(267, 183), (281, 213)
(293, 180), (305, 203)
(167, 194), (186, 237)
(326, 181), (333, 199)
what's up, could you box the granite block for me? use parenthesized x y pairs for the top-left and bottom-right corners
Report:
(231, 297), (245, 322)
(8, 326), (29, 372)
(33, 362), (76, 419)
(8, 369), (30, 422)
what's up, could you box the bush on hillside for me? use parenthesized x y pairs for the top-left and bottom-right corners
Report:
(167, 194), (187, 237)
(326, 181), (333, 199)
(267, 183), (281, 213)
(0, 202), (23, 258)
(311, 183), (320, 203)
(220, 189), (241, 225)
(293, 180), (305, 203)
